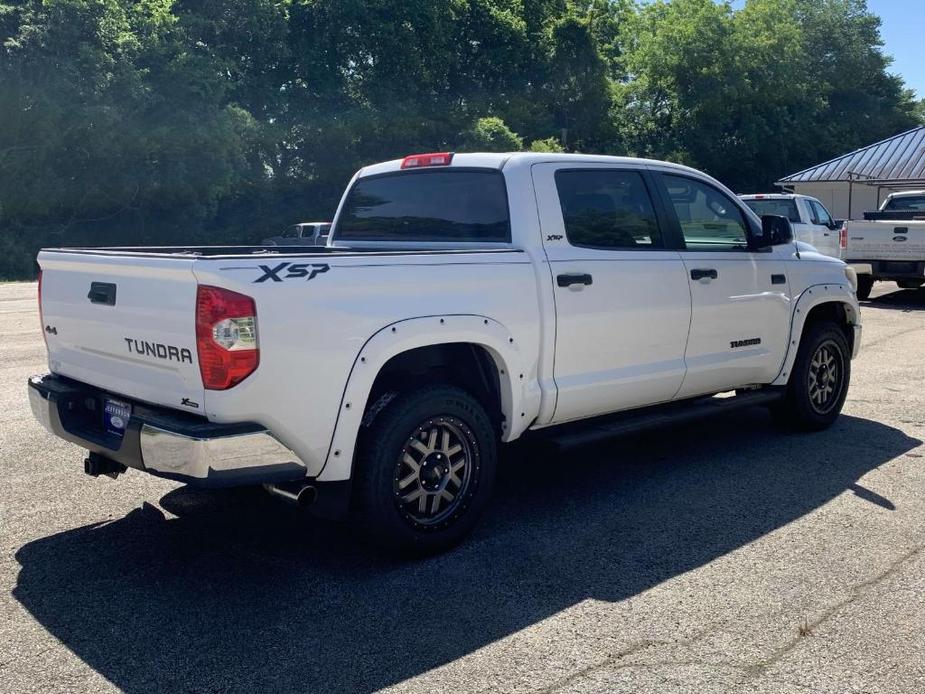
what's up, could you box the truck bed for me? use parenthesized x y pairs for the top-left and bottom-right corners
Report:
(36, 244), (541, 478)
(45, 245), (518, 258)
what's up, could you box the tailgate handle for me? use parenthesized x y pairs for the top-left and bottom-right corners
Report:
(87, 282), (117, 306)
(894, 226), (908, 234)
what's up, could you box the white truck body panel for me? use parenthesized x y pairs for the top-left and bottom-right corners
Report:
(843, 220), (925, 261)
(40, 253), (203, 409)
(837, 190), (925, 284)
(34, 152), (861, 490)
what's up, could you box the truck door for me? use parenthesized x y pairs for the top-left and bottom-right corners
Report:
(653, 171), (792, 397)
(806, 199), (839, 258)
(531, 164), (692, 424)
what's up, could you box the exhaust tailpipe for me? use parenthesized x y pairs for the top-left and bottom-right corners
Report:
(264, 482), (317, 507)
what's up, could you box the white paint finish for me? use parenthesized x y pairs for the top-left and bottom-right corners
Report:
(771, 280), (859, 387)
(317, 315), (536, 481)
(675, 250), (793, 397)
(530, 162), (692, 423)
(38, 253), (203, 410)
(192, 251), (542, 477)
(842, 219), (925, 262)
(33, 152), (863, 487)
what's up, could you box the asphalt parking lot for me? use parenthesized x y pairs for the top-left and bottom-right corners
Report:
(1, 280), (924, 693)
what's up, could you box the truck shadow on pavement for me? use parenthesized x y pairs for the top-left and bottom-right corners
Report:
(863, 286), (925, 311)
(13, 411), (919, 693)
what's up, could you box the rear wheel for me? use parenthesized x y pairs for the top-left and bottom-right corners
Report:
(856, 275), (874, 300)
(353, 385), (497, 553)
(772, 321), (850, 431)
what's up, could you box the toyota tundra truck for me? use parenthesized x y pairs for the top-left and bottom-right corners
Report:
(29, 152), (862, 552)
(839, 190), (925, 299)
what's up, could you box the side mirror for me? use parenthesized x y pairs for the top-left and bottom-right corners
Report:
(753, 214), (793, 250)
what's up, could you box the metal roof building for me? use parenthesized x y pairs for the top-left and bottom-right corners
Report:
(776, 126), (925, 219)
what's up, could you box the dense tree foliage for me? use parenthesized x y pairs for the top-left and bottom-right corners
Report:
(0, 0), (921, 278)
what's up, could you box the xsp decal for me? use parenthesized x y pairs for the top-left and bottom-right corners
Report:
(125, 338), (194, 363)
(254, 262), (330, 283)
(181, 397), (200, 409)
(730, 338), (761, 349)
(546, 234), (563, 241)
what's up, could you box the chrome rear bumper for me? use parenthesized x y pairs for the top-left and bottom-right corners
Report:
(28, 373), (307, 487)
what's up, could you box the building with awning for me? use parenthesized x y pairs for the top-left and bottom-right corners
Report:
(776, 125), (925, 220)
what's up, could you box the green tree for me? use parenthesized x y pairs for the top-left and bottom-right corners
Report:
(529, 136), (565, 153)
(461, 116), (523, 151)
(0, 0), (922, 279)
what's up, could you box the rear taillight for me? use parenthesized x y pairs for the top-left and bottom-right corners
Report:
(38, 270), (47, 347)
(839, 223), (848, 250)
(400, 152), (453, 169)
(196, 285), (259, 390)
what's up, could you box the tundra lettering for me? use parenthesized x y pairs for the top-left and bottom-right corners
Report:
(124, 337), (193, 364)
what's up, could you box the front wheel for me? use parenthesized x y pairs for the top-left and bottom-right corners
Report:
(856, 275), (874, 301)
(772, 321), (851, 431)
(353, 385), (497, 554)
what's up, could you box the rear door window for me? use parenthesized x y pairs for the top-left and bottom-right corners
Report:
(554, 169), (663, 249)
(336, 170), (510, 242)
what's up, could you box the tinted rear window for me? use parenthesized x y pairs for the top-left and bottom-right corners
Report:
(742, 198), (800, 223)
(555, 169), (663, 249)
(884, 195), (925, 211)
(335, 170), (511, 242)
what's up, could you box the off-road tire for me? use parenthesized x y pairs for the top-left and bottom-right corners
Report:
(353, 385), (497, 554)
(772, 321), (850, 431)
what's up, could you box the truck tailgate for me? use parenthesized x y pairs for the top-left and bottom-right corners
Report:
(39, 251), (204, 411)
(845, 220), (925, 260)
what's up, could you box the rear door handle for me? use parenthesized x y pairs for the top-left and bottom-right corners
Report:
(557, 273), (593, 288)
(690, 268), (718, 281)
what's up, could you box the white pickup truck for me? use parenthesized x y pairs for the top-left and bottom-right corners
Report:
(839, 190), (925, 300)
(30, 152), (862, 552)
(739, 193), (841, 258)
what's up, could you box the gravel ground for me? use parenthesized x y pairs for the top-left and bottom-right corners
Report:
(1, 280), (923, 693)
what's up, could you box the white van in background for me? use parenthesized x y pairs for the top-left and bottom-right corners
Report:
(740, 193), (840, 258)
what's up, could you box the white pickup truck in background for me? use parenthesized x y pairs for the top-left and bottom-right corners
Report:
(739, 193), (841, 258)
(30, 152), (861, 552)
(838, 190), (925, 300)
(262, 221), (331, 247)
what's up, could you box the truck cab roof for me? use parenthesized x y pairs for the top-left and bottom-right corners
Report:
(739, 193), (814, 201)
(357, 152), (707, 178)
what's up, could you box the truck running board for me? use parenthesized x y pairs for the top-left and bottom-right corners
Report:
(539, 389), (783, 451)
